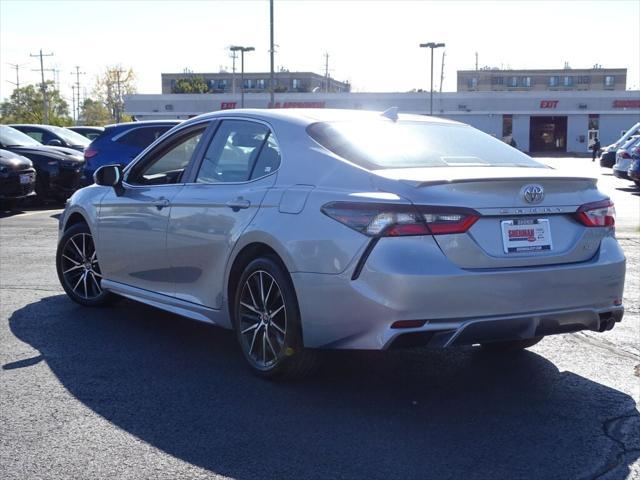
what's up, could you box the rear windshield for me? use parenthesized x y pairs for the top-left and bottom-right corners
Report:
(50, 126), (91, 146)
(307, 120), (544, 170)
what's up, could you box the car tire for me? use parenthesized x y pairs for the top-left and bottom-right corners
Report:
(56, 222), (114, 307)
(233, 256), (319, 380)
(480, 336), (543, 352)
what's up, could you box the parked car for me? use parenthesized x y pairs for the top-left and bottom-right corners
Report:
(601, 122), (640, 168)
(0, 126), (84, 203)
(0, 149), (36, 208)
(9, 124), (91, 152)
(57, 109), (625, 379)
(82, 120), (181, 183)
(67, 126), (105, 141)
(628, 158), (640, 186)
(613, 136), (640, 180)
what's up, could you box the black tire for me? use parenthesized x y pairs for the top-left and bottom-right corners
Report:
(480, 336), (543, 352)
(233, 256), (319, 380)
(56, 222), (114, 307)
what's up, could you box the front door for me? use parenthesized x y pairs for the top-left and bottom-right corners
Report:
(167, 119), (281, 309)
(97, 124), (209, 295)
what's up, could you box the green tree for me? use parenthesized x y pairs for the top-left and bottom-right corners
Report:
(92, 66), (137, 123)
(79, 98), (112, 126)
(0, 82), (72, 125)
(172, 76), (209, 93)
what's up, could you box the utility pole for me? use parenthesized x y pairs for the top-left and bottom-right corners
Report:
(419, 42), (445, 116)
(71, 66), (86, 124)
(324, 52), (330, 93)
(475, 52), (478, 71)
(114, 69), (125, 123)
(439, 50), (446, 93)
(269, 0), (275, 106)
(71, 85), (77, 123)
(230, 46), (254, 108)
(30, 49), (54, 123)
(6, 63), (26, 102)
(230, 48), (238, 95)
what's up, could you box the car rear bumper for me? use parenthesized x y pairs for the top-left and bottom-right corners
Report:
(613, 168), (630, 179)
(293, 235), (626, 350)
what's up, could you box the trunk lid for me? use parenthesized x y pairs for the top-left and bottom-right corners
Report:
(372, 166), (608, 269)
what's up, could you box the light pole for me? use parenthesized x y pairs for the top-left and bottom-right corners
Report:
(230, 45), (255, 108)
(419, 42), (445, 116)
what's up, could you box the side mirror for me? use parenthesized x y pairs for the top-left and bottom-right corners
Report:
(47, 139), (63, 146)
(94, 164), (124, 194)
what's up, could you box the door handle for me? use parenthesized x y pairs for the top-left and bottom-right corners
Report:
(152, 198), (170, 210)
(226, 198), (251, 211)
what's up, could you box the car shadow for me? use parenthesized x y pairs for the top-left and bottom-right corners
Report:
(0, 203), (63, 219)
(7, 295), (640, 480)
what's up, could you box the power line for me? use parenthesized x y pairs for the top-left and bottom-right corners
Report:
(5, 63), (27, 102)
(30, 49), (54, 123)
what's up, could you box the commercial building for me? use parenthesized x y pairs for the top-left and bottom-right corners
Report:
(457, 67), (626, 92)
(161, 71), (351, 94)
(125, 89), (640, 154)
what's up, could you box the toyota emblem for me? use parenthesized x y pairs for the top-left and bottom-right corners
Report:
(522, 184), (544, 204)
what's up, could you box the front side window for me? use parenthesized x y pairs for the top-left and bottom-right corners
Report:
(20, 128), (44, 143)
(128, 128), (205, 185)
(196, 120), (279, 183)
(307, 120), (544, 170)
(117, 126), (172, 148)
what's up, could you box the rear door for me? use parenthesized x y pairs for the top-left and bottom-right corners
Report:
(166, 118), (281, 308)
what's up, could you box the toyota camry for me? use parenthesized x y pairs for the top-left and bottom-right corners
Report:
(56, 109), (626, 379)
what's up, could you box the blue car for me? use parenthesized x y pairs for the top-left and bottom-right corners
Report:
(83, 120), (182, 182)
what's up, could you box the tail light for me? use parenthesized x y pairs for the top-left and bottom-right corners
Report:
(618, 151), (631, 159)
(575, 199), (615, 227)
(321, 202), (479, 237)
(84, 148), (99, 160)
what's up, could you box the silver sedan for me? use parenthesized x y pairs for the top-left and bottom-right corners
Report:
(56, 109), (626, 379)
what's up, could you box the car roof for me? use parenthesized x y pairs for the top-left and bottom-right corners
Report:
(104, 120), (182, 129)
(9, 124), (58, 130)
(183, 108), (464, 128)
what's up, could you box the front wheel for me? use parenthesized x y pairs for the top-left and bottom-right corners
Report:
(480, 336), (543, 352)
(233, 256), (318, 380)
(56, 222), (113, 307)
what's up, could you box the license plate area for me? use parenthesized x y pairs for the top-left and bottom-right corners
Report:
(19, 173), (32, 185)
(501, 218), (553, 253)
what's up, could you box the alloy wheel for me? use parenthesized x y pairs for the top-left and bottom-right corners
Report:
(60, 232), (103, 300)
(238, 270), (287, 369)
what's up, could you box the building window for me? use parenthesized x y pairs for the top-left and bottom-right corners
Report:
(508, 76), (517, 87)
(576, 76), (590, 85)
(256, 79), (265, 89)
(521, 76), (531, 87)
(604, 75), (615, 87)
(244, 79), (254, 89)
(588, 114), (599, 130)
(502, 114), (513, 141)
(563, 76), (573, 87)
(549, 76), (559, 87)
(491, 76), (504, 86)
(292, 79), (301, 89)
(467, 77), (478, 89)
(217, 79), (227, 90)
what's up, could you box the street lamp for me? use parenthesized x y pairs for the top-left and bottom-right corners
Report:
(419, 42), (445, 116)
(230, 45), (255, 108)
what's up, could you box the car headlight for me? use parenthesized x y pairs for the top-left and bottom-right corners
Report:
(0, 166), (9, 177)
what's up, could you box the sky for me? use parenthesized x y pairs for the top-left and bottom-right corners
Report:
(1, 0), (639, 107)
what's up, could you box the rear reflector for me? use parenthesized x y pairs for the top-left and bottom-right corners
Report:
(321, 202), (479, 237)
(391, 320), (427, 329)
(84, 148), (99, 160)
(574, 199), (615, 227)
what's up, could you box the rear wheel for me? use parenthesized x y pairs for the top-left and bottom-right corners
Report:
(233, 256), (318, 380)
(56, 222), (113, 306)
(480, 336), (543, 352)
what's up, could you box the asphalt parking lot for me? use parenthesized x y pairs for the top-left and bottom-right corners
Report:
(1, 157), (639, 480)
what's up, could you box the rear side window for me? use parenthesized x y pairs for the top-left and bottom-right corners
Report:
(115, 126), (172, 148)
(307, 121), (544, 170)
(196, 120), (279, 183)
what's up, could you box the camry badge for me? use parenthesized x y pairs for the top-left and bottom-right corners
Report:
(522, 184), (544, 204)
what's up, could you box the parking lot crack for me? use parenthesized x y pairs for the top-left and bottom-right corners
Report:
(589, 410), (640, 479)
